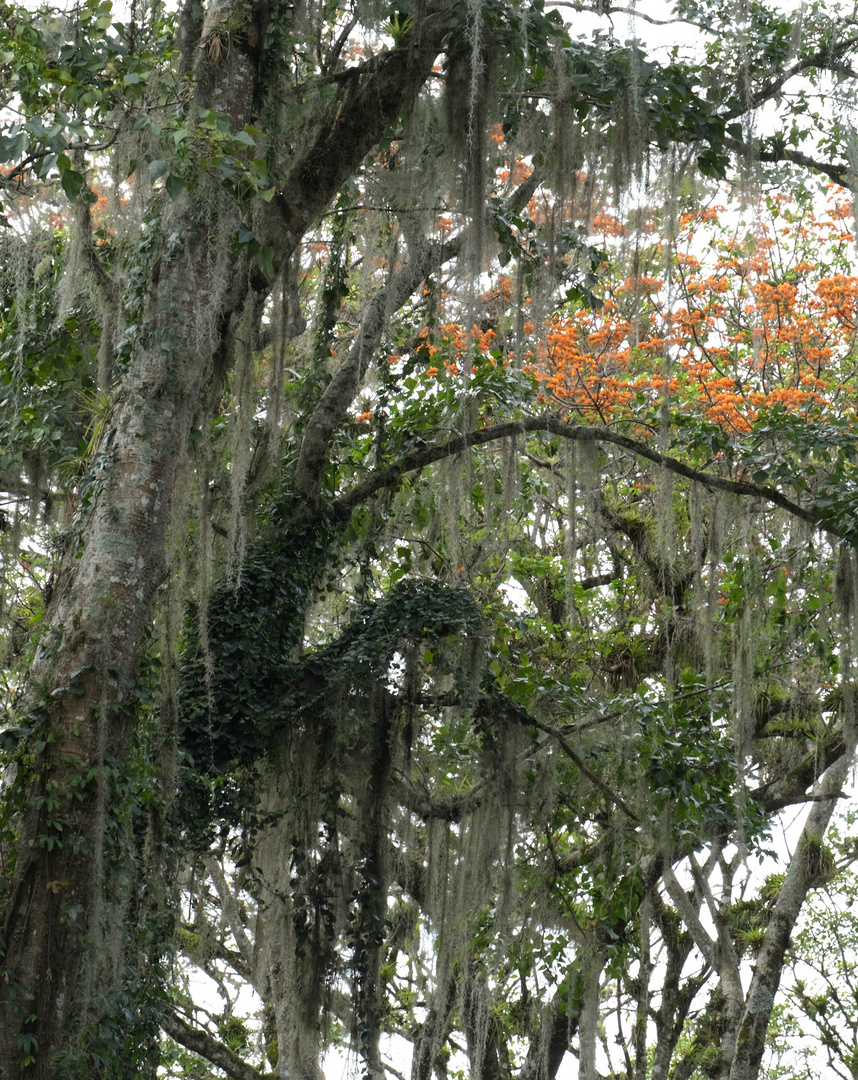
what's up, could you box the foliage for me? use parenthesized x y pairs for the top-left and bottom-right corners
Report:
(0, 0), (858, 1078)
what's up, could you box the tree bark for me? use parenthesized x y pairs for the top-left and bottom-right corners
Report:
(0, 228), (228, 1078)
(160, 1010), (265, 1080)
(0, 1), (447, 1072)
(729, 748), (855, 1080)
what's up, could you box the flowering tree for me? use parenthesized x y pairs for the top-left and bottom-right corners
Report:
(533, 189), (858, 428)
(164, 178), (858, 1080)
(1, 0), (858, 1078)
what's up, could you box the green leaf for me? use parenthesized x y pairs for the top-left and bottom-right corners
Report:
(56, 154), (86, 201)
(148, 158), (169, 183)
(165, 173), (186, 199)
(258, 245), (275, 282)
(237, 223), (256, 246)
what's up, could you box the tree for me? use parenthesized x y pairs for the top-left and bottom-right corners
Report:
(0, 0), (857, 1078)
(745, 804), (858, 1080)
(163, 183), (858, 1080)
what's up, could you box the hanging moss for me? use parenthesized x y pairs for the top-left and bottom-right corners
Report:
(225, 294), (261, 575)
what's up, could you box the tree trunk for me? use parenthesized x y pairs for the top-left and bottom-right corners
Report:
(0, 5), (265, 1072)
(0, 1), (446, 1069)
(729, 746), (855, 1080)
(0, 237), (233, 1077)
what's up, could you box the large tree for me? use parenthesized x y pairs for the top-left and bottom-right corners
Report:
(0, 0), (857, 1078)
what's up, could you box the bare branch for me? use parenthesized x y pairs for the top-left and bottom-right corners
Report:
(206, 858), (256, 975)
(0, 131), (119, 190)
(661, 866), (719, 972)
(546, 0), (715, 33)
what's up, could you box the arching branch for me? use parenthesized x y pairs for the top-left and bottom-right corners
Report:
(335, 414), (830, 535)
(546, 0), (715, 33)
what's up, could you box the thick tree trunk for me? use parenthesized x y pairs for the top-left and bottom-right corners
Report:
(0, 9), (263, 1073)
(0, 257), (224, 1078)
(0, 2), (445, 1070)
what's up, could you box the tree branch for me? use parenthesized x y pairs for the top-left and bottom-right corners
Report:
(270, 16), (446, 247)
(661, 866), (719, 972)
(295, 172), (541, 506)
(527, 714), (640, 821)
(518, 979), (581, 1080)
(547, 0), (715, 33)
(724, 136), (853, 188)
(335, 414), (830, 536)
(206, 857), (256, 976)
(0, 131), (118, 189)
(752, 725), (847, 813)
(294, 234), (458, 505)
(732, 739), (857, 1077)
(160, 1009), (266, 1080)
(733, 34), (858, 117)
